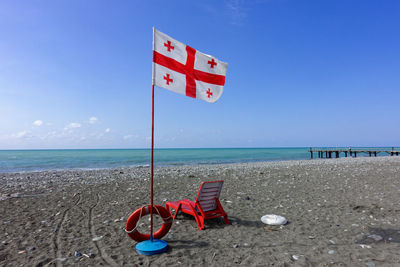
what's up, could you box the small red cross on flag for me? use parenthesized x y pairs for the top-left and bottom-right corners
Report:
(152, 28), (228, 103)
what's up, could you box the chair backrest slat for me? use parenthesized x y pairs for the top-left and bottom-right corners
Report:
(195, 180), (224, 212)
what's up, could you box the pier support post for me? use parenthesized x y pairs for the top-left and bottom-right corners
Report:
(335, 151), (339, 158)
(344, 151), (348, 157)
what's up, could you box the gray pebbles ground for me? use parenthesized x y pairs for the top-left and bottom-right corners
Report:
(1, 157), (400, 266)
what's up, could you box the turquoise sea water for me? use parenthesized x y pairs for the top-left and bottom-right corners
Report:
(0, 147), (394, 173)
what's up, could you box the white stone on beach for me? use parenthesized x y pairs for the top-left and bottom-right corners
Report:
(261, 214), (287, 225)
(92, 236), (103, 241)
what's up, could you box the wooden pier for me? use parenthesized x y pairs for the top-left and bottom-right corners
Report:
(309, 147), (400, 159)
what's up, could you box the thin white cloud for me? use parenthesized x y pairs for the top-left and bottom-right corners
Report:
(42, 131), (58, 139)
(225, 0), (247, 25)
(33, 120), (43, 126)
(89, 117), (98, 124)
(124, 134), (139, 140)
(12, 130), (31, 139)
(64, 122), (81, 130)
(105, 128), (111, 133)
(123, 135), (133, 140)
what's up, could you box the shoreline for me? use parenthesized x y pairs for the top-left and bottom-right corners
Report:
(1, 154), (397, 175)
(1, 156), (400, 266)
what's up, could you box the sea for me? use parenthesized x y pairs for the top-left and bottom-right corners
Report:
(0, 147), (394, 173)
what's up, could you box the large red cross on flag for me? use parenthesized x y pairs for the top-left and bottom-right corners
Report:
(152, 28), (228, 103)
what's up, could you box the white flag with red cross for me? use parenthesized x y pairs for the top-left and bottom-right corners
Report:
(152, 28), (228, 103)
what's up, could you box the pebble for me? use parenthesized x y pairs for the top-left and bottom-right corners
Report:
(245, 196), (250, 200)
(26, 246), (36, 252)
(233, 244), (239, 248)
(368, 234), (383, 241)
(292, 255), (300, 260)
(103, 220), (110, 224)
(329, 240), (335, 244)
(56, 258), (67, 262)
(365, 262), (376, 267)
(328, 250), (336, 255)
(92, 236), (103, 242)
(74, 251), (82, 257)
(113, 217), (124, 222)
(243, 243), (249, 247)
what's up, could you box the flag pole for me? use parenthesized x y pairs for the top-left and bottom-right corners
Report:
(133, 28), (168, 255)
(150, 83), (155, 241)
(150, 27), (156, 242)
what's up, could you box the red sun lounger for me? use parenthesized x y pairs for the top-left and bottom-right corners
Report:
(165, 180), (230, 230)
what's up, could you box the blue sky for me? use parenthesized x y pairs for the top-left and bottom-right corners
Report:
(1, 0), (399, 149)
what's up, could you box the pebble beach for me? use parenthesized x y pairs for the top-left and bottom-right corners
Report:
(1, 157), (400, 266)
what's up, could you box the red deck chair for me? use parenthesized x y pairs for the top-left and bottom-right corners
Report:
(165, 180), (230, 230)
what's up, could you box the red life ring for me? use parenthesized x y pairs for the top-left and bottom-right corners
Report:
(125, 205), (172, 242)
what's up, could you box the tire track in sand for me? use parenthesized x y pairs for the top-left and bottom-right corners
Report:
(51, 193), (81, 267)
(88, 192), (118, 267)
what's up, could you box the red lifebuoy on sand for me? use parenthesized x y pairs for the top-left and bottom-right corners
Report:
(125, 205), (172, 242)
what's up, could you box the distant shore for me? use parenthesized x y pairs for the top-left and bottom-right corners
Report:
(1, 157), (400, 266)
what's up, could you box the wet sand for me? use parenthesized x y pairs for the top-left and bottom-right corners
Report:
(1, 157), (400, 266)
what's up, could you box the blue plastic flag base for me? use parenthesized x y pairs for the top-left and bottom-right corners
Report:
(136, 239), (168, 256)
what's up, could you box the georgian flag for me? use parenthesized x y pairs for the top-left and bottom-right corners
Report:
(152, 28), (228, 103)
